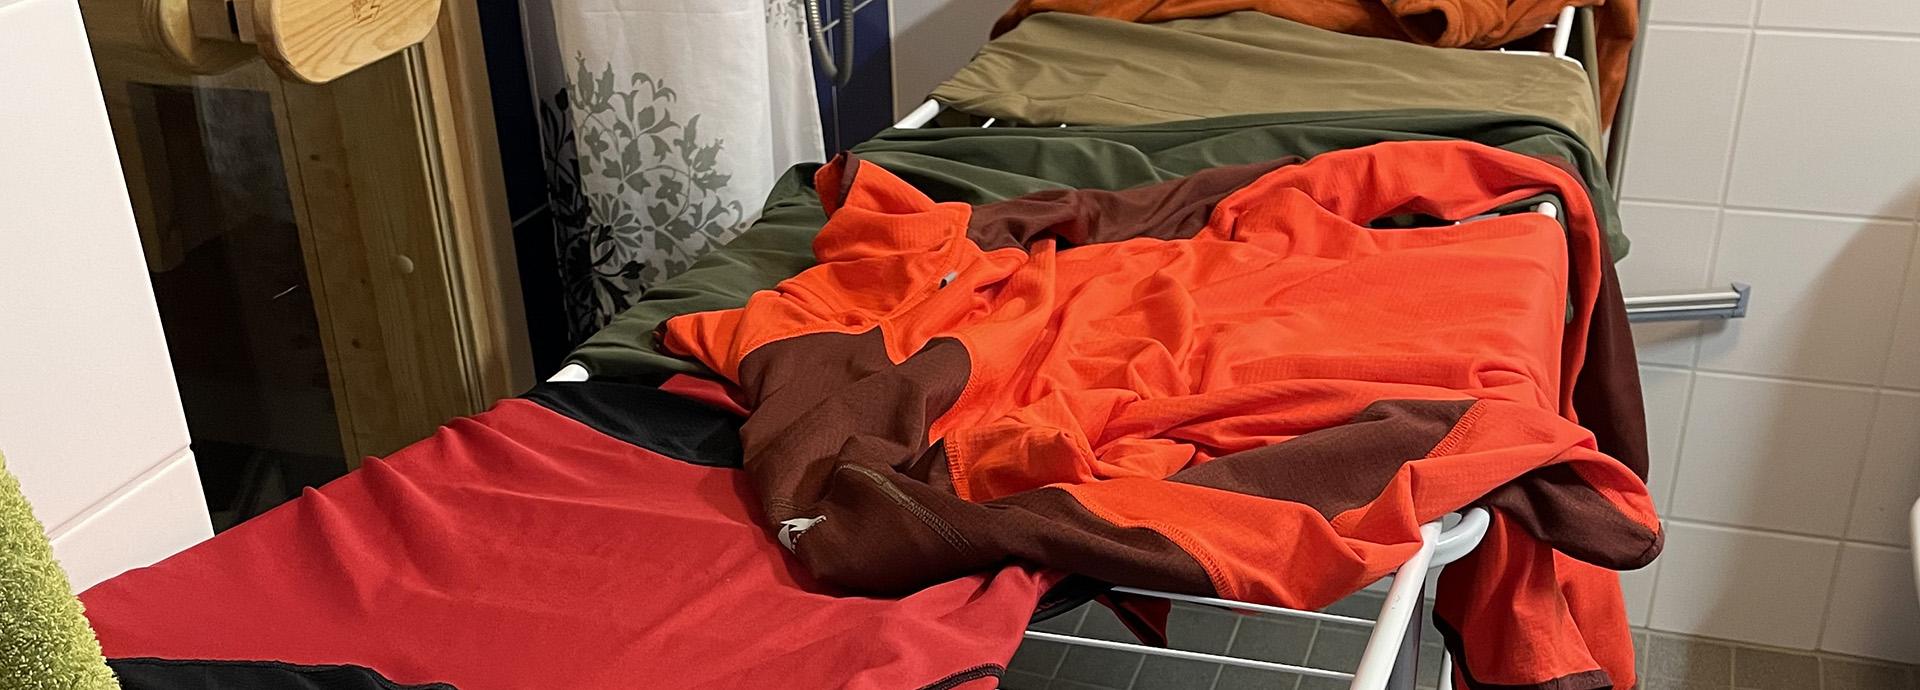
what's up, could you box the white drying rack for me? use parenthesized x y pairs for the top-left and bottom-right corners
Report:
(868, 8), (1747, 689)
(545, 9), (1755, 687)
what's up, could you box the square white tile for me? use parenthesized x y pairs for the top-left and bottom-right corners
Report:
(1617, 203), (1721, 294)
(1621, 559), (1660, 628)
(1648, 521), (1840, 648)
(1818, 543), (1920, 664)
(1671, 373), (1877, 537)
(1846, 391), (1920, 545)
(1885, 235), (1920, 390)
(1725, 33), (1920, 219)
(1759, 0), (1920, 35)
(1698, 212), (1913, 384)
(1649, 0), (1755, 26)
(1640, 366), (1693, 512)
(1620, 27), (1752, 205)
(1634, 321), (1702, 367)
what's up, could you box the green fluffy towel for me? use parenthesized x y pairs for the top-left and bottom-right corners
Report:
(0, 453), (116, 689)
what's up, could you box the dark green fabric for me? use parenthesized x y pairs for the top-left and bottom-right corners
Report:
(568, 110), (1622, 380)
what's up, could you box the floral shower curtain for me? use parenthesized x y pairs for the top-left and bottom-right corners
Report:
(539, 0), (822, 342)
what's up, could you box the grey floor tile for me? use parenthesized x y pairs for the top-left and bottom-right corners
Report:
(1634, 630), (1650, 673)
(1011, 640), (1071, 676)
(1080, 605), (1144, 643)
(1413, 604), (1442, 648)
(1212, 666), (1301, 690)
(1731, 646), (1819, 690)
(1821, 657), (1918, 690)
(1228, 617), (1316, 665)
(1167, 603), (1239, 654)
(1129, 657), (1221, 689)
(1055, 646), (1145, 689)
(1643, 633), (1734, 685)
(1324, 591), (1386, 619)
(1417, 642), (1444, 689)
(1639, 678), (1727, 690)
(1034, 605), (1090, 634)
(1051, 679), (1128, 690)
(1304, 626), (1371, 672)
(1001, 669), (1052, 690)
(1297, 676), (1355, 690)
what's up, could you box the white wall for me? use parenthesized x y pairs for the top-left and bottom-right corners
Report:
(0, 0), (212, 591)
(887, 0), (1003, 118)
(1618, 0), (1920, 663)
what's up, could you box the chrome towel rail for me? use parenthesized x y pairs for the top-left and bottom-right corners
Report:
(1624, 283), (1750, 323)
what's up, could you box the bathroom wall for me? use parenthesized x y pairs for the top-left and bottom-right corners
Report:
(1616, 0), (1920, 663)
(888, 0), (1003, 118)
(0, 0), (212, 591)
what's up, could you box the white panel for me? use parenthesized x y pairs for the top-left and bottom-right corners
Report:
(1819, 543), (1920, 664)
(1886, 234), (1920, 390)
(1847, 392), (1920, 545)
(1759, 0), (1920, 35)
(887, 0), (1003, 118)
(1621, 560), (1659, 628)
(1639, 367), (1691, 512)
(1633, 321), (1701, 367)
(1648, 0), (1755, 26)
(50, 451), (211, 592)
(0, 0), (195, 529)
(1671, 373), (1876, 537)
(1648, 521), (1839, 648)
(1698, 212), (1913, 384)
(1725, 33), (1920, 219)
(1619, 27), (1749, 205)
(1616, 203), (1720, 294)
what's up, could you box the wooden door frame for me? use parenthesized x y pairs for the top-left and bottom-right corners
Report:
(416, 2), (535, 409)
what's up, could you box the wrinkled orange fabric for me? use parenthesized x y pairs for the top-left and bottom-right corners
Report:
(664, 141), (1656, 688)
(993, 0), (1638, 125)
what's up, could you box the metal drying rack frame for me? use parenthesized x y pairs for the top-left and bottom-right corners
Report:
(541, 8), (1750, 687)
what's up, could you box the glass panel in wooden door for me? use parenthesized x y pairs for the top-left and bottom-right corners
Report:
(74, 2), (484, 530)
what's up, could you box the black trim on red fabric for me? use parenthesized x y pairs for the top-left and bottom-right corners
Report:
(521, 380), (742, 468)
(109, 658), (457, 690)
(917, 663), (1004, 690)
(1031, 574), (1107, 627)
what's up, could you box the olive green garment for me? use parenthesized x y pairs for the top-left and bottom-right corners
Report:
(568, 110), (1622, 380)
(929, 12), (1604, 151)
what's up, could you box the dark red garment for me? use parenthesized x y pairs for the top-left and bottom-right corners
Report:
(81, 391), (1046, 690)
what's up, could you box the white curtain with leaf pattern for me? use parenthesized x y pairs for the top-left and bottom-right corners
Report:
(543, 0), (822, 340)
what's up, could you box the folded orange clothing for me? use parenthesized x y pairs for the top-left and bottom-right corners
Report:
(662, 140), (1657, 689)
(993, 0), (1638, 125)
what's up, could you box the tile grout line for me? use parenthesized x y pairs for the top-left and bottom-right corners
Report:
(1685, 368), (1885, 393)
(1652, 19), (1920, 42)
(1205, 615), (1245, 690)
(1658, 514), (1876, 545)
(1682, 19), (1762, 374)
(1619, 196), (1917, 225)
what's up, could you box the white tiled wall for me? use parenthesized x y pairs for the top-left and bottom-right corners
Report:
(1625, 1), (1920, 663)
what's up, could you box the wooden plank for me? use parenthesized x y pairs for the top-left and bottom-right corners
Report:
(251, 0), (441, 84)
